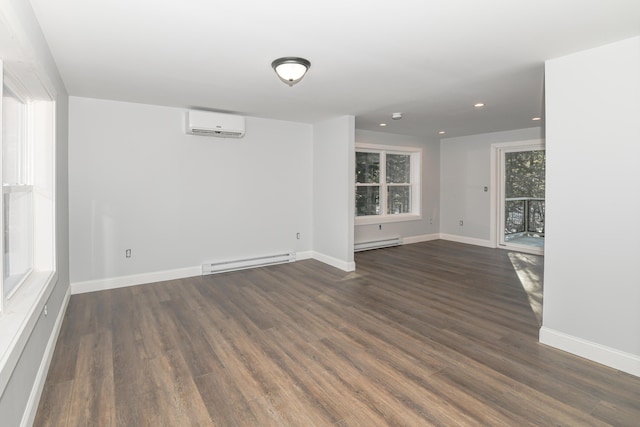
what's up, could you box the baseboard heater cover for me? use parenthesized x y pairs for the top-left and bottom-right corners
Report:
(354, 238), (402, 252)
(202, 252), (296, 275)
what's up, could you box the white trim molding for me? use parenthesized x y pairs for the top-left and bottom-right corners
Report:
(439, 233), (494, 248)
(71, 266), (202, 294)
(295, 251), (314, 261)
(0, 272), (58, 398)
(540, 327), (640, 378)
(22, 286), (70, 427)
(71, 250), (345, 294)
(312, 252), (356, 272)
(401, 234), (440, 245)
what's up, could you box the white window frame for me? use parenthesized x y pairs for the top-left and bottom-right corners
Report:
(2, 83), (34, 300)
(355, 143), (422, 225)
(0, 61), (57, 397)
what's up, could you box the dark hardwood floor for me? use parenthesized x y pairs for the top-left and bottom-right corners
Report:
(35, 240), (640, 426)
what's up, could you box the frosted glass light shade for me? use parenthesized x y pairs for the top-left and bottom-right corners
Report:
(272, 57), (311, 86)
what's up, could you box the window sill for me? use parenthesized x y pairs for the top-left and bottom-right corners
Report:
(0, 270), (57, 396)
(355, 214), (422, 226)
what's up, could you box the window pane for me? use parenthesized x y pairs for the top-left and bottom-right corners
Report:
(356, 186), (380, 216)
(387, 186), (411, 214)
(356, 152), (380, 183)
(2, 87), (26, 185)
(386, 154), (410, 183)
(3, 191), (33, 296)
(505, 199), (525, 234)
(504, 150), (545, 198)
(3, 85), (33, 298)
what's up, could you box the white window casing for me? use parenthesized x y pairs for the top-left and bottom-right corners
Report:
(355, 143), (422, 225)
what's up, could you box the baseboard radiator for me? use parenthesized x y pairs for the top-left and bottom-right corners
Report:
(354, 237), (402, 252)
(202, 252), (296, 275)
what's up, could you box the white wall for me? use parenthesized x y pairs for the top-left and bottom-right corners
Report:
(440, 127), (543, 244)
(69, 97), (313, 288)
(355, 129), (440, 244)
(312, 116), (355, 271)
(0, 0), (70, 425)
(541, 36), (640, 376)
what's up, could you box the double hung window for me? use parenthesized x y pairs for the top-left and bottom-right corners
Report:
(0, 44), (57, 401)
(355, 143), (421, 224)
(0, 68), (55, 315)
(2, 85), (33, 298)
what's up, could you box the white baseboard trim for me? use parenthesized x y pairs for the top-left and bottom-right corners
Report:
(439, 233), (495, 248)
(71, 266), (202, 295)
(71, 250), (326, 294)
(22, 285), (71, 427)
(295, 251), (314, 261)
(312, 252), (356, 272)
(539, 327), (640, 378)
(401, 234), (440, 245)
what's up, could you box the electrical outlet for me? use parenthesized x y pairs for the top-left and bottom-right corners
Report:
(126, 249), (132, 258)
(459, 220), (464, 226)
(296, 233), (301, 240)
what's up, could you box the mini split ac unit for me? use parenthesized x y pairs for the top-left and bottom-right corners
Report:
(185, 110), (245, 138)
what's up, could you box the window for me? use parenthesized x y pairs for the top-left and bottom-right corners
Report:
(0, 46), (57, 406)
(355, 143), (421, 224)
(2, 85), (33, 298)
(0, 69), (55, 315)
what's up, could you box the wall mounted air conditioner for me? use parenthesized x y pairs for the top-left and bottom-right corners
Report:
(185, 110), (245, 138)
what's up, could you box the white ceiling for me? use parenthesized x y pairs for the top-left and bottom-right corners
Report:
(29, 0), (640, 139)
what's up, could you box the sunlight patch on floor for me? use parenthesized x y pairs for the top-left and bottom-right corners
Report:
(508, 252), (544, 325)
(339, 271), (365, 281)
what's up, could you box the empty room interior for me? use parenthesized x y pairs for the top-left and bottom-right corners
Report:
(1, 0), (640, 425)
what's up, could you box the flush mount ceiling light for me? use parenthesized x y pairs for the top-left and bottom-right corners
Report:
(271, 57), (311, 87)
(474, 103), (485, 108)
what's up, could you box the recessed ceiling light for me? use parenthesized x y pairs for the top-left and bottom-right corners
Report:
(391, 112), (402, 120)
(379, 123), (387, 127)
(532, 117), (542, 121)
(474, 103), (485, 108)
(439, 131), (446, 135)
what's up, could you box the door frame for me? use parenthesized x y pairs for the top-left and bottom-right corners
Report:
(490, 139), (545, 255)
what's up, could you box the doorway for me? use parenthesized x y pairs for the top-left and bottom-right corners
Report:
(493, 141), (545, 255)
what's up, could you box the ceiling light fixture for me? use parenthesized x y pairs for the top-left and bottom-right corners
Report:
(379, 123), (388, 127)
(439, 131), (446, 135)
(271, 57), (311, 87)
(532, 117), (541, 121)
(392, 112), (403, 120)
(474, 103), (485, 108)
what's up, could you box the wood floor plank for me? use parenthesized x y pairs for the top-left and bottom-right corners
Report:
(66, 330), (116, 427)
(32, 380), (73, 427)
(35, 240), (640, 426)
(145, 349), (214, 426)
(591, 399), (640, 427)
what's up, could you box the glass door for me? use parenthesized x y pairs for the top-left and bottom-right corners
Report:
(498, 145), (545, 255)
